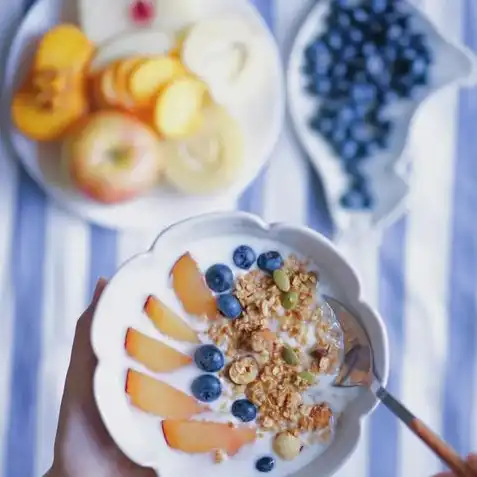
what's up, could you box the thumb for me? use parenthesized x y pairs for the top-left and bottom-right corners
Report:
(91, 277), (108, 309)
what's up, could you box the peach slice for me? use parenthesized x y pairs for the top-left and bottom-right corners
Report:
(144, 295), (199, 343)
(128, 56), (186, 106)
(114, 57), (144, 108)
(97, 65), (121, 107)
(162, 420), (257, 456)
(34, 24), (94, 73)
(171, 253), (218, 320)
(125, 328), (192, 372)
(126, 370), (208, 418)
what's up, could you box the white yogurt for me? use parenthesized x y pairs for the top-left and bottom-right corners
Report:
(134, 235), (360, 477)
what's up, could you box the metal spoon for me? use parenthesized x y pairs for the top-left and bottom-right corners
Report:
(324, 295), (476, 477)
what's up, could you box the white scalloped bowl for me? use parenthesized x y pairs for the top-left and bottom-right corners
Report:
(288, 0), (477, 234)
(91, 212), (389, 477)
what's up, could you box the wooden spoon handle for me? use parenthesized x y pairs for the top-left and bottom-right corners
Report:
(376, 386), (476, 477)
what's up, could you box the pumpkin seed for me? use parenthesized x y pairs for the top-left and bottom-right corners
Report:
(282, 344), (300, 366)
(273, 269), (290, 292)
(282, 290), (299, 310)
(298, 371), (316, 384)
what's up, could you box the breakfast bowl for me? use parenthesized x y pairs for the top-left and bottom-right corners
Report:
(91, 211), (389, 477)
(288, 0), (477, 235)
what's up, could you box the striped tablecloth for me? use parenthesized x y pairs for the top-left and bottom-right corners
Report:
(1, 0), (476, 476)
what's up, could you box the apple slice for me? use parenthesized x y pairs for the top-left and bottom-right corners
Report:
(126, 369), (208, 418)
(144, 295), (199, 343)
(129, 56), (186, 105)
(125, 327), (192, 372)
(162, 420), (256, 456)
(153, 76), (206, 138)
(171, 253), (218, 320)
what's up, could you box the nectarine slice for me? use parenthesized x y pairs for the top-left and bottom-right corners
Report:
(126, 369), (207, 418)
(129, 56), (186, 105)
(162, 420), (256, 456)
(153, 76), (206, 138)
(12, 88), (88, 141)
(171, 253), (218, 320)
(144, 296), (199, 343)
(125, 327), (192, 372)
(98, 65), (121, 106)
(34, 24), (94, 73)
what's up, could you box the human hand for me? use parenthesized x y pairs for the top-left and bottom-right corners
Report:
(432, 455), (477, 477)
(46, 278), (155, 477)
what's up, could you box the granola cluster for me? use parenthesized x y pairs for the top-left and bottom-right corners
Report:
(208, 255), (341, 455)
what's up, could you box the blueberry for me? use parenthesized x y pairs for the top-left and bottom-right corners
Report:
(337, 105), (357, 124)
(387, 24), (403, 42)
(348, 27), (365, 45)
(340, 187), (374, 210)
(205, 264), (234, 293)
(411, 57), (428, 77)
(257, 251), (284, 273)
(304, 41), (332, 67)
(370, 0), (389, 14)
(309, 116), (334, 138)
(366, 55), (385, 77)
(191, 374), (222, 402)
(194, 345), (225, 373)
(330, 63), (349, 80)
(361, 41), (378, 57)
(341, 45), (358, 62)
(353, 7), (369, 23)
(349, 122), (375, 142)
(311, 77), (333, 95)
(231, 399), (257, 422)
(256, 456), (275, 473)
(350, 82), (378, 104)
(338, 139), (361, 162)
(324, 30), (344, 51)
(335, 11), (352, 29)
(217, 294), (242, 319)
(233, 245), (256, 270)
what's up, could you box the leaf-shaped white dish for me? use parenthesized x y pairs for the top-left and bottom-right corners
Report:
(288, 0), (477, 235)
(91, 211), (389, 477)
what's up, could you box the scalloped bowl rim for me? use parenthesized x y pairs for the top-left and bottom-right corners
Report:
(91, 211), (390, 477)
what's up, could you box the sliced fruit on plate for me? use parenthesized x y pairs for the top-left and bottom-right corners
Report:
(66, 111), (165, 204)
(125, 327), (192, 372)
(34, 24), (95, 73)
(162, 419), (257, 456)
(181, 15), (268, 105)
(129, 56), (186, 105)
(171, 253), (218, 320)
(94, 63), (121, 107)
(169, 26), (192, 57)
(162, 103), (244, 194)
(144, 295), (200, 343)
(126, 369), (208, 418)
(153, 76), (206, 138)
(90, 30), (173, 73)
(12, 24), (94, 141)
(114, 57), (145, 108)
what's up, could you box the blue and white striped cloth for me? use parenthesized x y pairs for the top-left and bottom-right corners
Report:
(1, 0), (477, 476)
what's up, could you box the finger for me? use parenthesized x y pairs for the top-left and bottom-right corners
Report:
(467, 454), (477, 471)
(91, 277), (108, 309)
(432, 473), (453, 477)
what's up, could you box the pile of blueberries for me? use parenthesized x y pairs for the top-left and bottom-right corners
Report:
(302, 0), (432, 209)
(190, 245), (285, 472)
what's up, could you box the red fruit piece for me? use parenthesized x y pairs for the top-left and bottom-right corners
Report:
(130, 0), (156, 25)
(162, 420), (257, 456)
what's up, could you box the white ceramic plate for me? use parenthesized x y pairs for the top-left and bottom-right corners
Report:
(288, 0), (477, 235)
(2, 0), (285, 230)
(91, 211), (389, 477)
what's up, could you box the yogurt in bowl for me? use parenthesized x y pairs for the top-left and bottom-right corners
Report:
(91, 212), (389, 477)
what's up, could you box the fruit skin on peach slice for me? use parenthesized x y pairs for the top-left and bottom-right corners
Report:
(171, 253), (218, 320)
(144, 295), (200, 343)
(162, 420), (257, 456)
(126, 369), (208, 418)
(128, 56), (186, 106)
(153, 76), (206, 139)
(125, 327), (192, 373)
